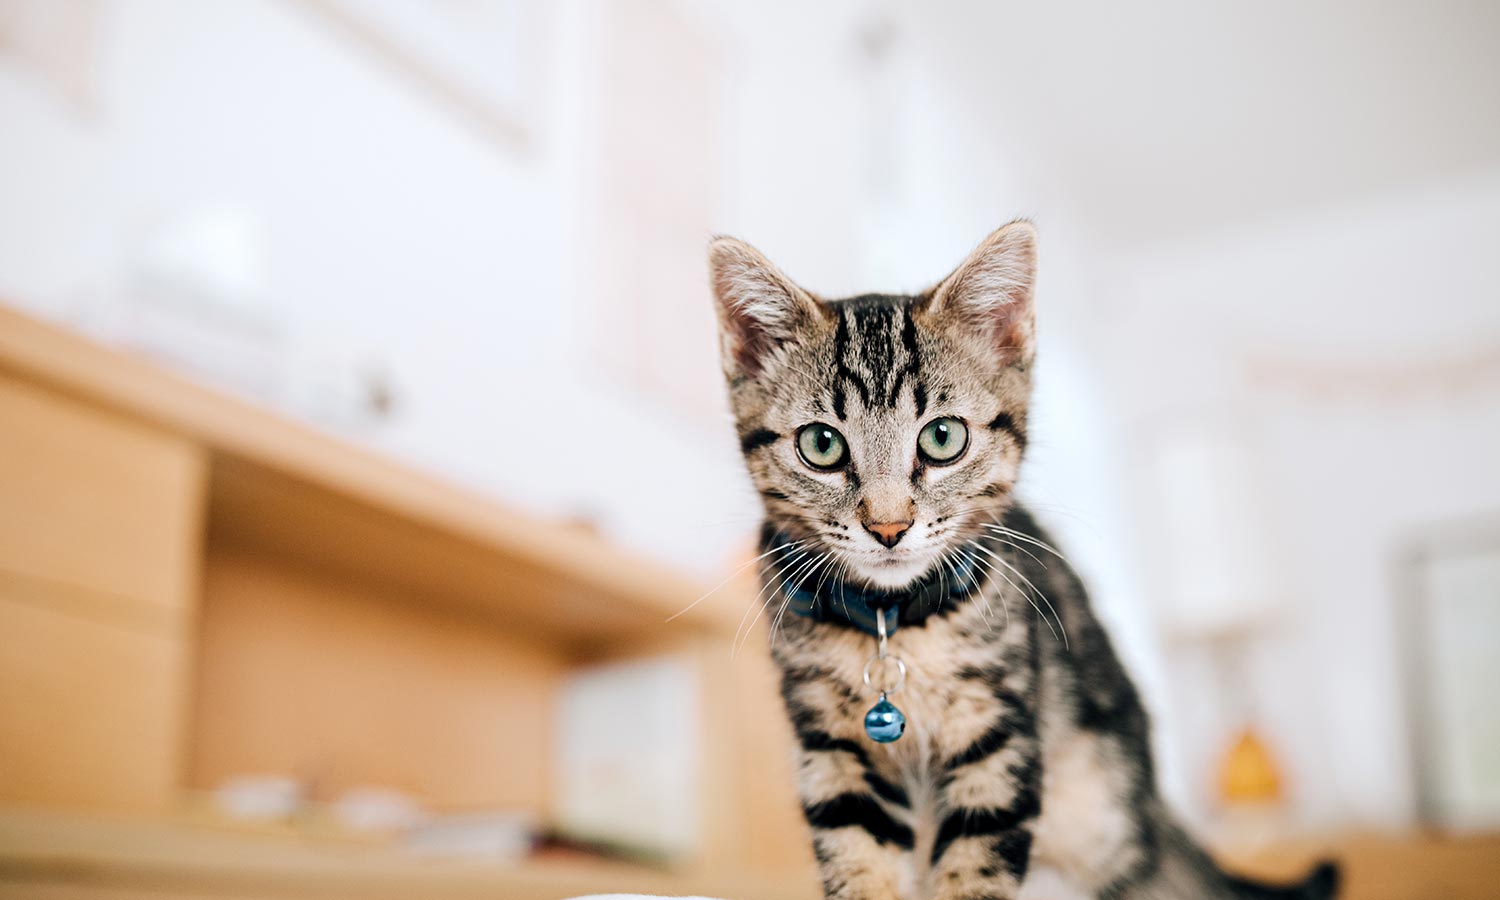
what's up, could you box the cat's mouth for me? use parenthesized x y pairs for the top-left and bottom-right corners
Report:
(868, 548), (922, 567)
(847, 545), (944, 590)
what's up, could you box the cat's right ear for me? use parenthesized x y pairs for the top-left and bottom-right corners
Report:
(708, 236), (828, 379)
(923, 220), (1037, 368)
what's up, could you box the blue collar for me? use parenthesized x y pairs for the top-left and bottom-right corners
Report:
(761, 528), (986, 637)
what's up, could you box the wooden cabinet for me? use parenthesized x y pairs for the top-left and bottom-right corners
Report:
(0, 376), (204, 611)
(0, 376), (203, 813)
(188, 546), (563, 813)
(0, 596), (190, 812)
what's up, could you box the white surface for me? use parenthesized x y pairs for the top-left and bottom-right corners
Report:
(568, 896), (724, 900)
(556, 655), (701, 857)
(1419, 546), (1500, 831)
(1153, 430), (1278, 636)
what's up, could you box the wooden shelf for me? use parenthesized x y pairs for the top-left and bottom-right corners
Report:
(0, 304), (739, 652)
(0, 302), (814, 886)
(0, 811), (814, 900)
(1215, 831), (1500, 900)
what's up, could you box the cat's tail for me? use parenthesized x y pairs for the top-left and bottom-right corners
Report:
(1226, 859), (1341, 900)
(1116, 817), (1341, 900)
(1156, 818), (1341, 900)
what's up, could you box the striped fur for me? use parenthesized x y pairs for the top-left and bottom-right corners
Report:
(710, 224), (1339, 900)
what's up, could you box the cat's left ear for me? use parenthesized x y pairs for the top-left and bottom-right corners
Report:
(923, 220), (1037, 367)
(708, 236), (829, 379)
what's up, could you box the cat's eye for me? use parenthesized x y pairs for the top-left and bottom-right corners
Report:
(796, 423), (849, 470)
(917, 417), (969, 464)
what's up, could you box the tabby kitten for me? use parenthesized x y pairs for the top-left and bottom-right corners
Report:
(709, 222), (1338, 900)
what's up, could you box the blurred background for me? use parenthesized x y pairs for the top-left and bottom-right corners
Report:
(1, 1), (1497, 898)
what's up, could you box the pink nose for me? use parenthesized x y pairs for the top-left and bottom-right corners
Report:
(865, 520), (912, 548)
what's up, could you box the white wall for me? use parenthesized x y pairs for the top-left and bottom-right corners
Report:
(1099, 168), (1500, 827)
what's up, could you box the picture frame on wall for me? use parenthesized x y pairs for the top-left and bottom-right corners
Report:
(1399, 517), (1500, 832)
(587, 0), (724, 421)
(0, 0), (102, 112)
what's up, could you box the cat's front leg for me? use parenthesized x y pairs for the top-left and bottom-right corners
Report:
(795, 730), (915, 900)
(927, 664), (1042, 900)
(781, 662), (914, 900)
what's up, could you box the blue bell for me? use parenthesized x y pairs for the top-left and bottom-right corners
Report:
(864, 694), (906, 743)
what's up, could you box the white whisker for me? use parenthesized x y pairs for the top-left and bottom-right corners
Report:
(741, 549), (827, 658)
(770, 552), (838, 651)
(669, 539), (804, 622)
(732, 546), (812, 656)
(970, 541), (1064, 645)
(980, 522), (1071, 565)
(963, 549), (1007, 632)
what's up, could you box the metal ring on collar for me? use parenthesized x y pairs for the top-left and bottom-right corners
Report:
(862, 655), (907, 695)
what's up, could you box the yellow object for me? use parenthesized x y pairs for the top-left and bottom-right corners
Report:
(1219, 728), (1283, 805)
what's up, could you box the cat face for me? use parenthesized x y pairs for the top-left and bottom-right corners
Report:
(711, 222), (1038, 590)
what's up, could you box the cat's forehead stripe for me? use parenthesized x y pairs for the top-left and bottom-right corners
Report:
(830, 296), (923, 416)
(829, 308), (865, 419)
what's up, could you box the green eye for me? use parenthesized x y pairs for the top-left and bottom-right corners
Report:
(796, 423), (849, 470)
(918, 417), (969, 464)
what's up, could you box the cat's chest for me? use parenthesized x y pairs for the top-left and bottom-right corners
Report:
(884, 616), (1020, 759)
(795, 604), (1022, 764)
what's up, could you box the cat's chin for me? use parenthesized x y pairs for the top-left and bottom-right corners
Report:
(849, 554), (940, 591)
